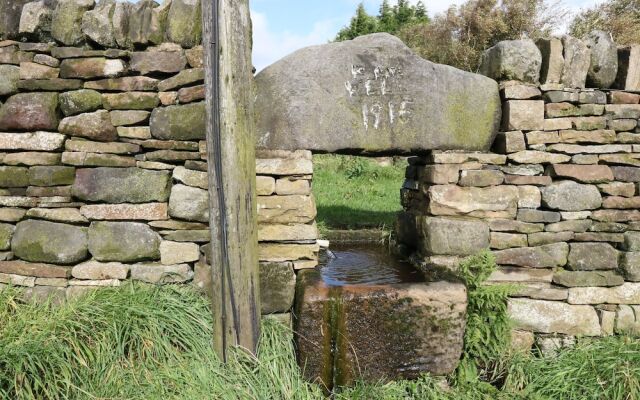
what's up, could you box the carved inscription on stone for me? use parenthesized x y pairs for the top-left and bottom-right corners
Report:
(345, 64), (414, 130)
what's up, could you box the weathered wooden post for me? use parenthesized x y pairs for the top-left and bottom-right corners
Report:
(202, 0), (260, 360)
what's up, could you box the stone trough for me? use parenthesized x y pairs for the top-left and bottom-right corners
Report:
(294, 246), (467, 389)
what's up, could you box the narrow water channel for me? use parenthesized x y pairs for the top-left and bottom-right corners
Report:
(318, 243), (424, 286)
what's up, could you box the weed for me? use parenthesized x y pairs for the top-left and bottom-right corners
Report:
(0, 280), (638, 399)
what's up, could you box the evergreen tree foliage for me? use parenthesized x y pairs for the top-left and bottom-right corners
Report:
(415, 1), (428, 20)
(336, 0), (566, 73)
(335, 1), (430, 41)
(378, 0), (397, 33)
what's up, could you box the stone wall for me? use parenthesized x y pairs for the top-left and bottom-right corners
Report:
(2, 0), (639, 344)
(400, 34), (640, 345)
(0, 0), (319, 320)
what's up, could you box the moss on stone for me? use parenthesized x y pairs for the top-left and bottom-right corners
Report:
(59, 89), (103, 116)
(28, 166), (75, 187)
(446, 89), (500, 150)
(167, 0), (203, 48)
(0, 166), (28, 188)
(11, 220), (88, 264)
(88, 221), (161, 262)
(0, 223), (15, 251)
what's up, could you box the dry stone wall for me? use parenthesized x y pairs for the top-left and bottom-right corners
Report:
(401, 33), (640, 344)
(3, 0), (638, 344)
(0, 0), (319, 320)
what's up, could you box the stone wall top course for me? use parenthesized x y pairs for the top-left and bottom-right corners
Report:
(1, 0), (203, 51)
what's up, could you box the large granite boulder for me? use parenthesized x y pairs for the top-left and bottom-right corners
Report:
(479, 39), (542, 84)
(12, 220), (88, 264)
(584, 30), (618, 88)
(256, 33), (500, 154)
(295, 269), (467, 388)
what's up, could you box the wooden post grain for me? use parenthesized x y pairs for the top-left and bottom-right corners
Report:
(202, 0), (260, 360)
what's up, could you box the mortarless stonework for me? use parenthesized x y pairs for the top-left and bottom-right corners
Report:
(0, 1), (318, 322)
(1, 0), (639, 366)
(398, 34), (640, 344)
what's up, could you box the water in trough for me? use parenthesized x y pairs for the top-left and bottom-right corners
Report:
(319, 243), (424, 286)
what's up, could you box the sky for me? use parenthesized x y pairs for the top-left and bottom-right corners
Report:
(250, 0), (603, 71)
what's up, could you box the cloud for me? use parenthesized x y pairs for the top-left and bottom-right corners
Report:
(251, 11), (341, 72)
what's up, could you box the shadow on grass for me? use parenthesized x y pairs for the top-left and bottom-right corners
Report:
(316, 205), (399, 230)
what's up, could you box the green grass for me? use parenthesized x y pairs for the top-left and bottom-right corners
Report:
(0, 283), (639, 399)
(312, 154), (405, 231)
(0, 284), (322, 400)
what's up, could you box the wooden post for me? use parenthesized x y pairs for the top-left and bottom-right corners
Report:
(202, 0), (260, 360)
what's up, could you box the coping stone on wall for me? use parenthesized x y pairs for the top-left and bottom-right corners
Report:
(255, 33), (501, 154)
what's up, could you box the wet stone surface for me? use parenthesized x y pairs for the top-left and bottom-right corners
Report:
(295, 244), (466, 389)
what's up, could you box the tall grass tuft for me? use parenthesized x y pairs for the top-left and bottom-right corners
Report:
(0, 282), (639, 399)
(0, 283), (323, 400)
(503, 336), (640, 400)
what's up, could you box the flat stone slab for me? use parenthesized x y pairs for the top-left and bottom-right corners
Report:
(255, 33), (500, 154)
(72, 167), (171, 204)
(509, 298), (600, 336)
(295, 269), (466, 388)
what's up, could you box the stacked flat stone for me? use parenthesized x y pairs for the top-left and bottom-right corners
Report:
(0, 1), (319, 322)
(399, 34), (640, 347)
(255, 149), (319, 316)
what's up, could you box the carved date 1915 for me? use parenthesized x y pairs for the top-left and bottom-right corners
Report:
(345, 64), (414, 130)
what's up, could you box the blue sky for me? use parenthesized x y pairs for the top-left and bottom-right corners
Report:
(250, 0), (603, 71)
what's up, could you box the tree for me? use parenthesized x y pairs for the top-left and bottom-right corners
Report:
(378, 0), (396, 32)
(335, 1), (430, 41)
(570, 0), (640, 45)
(415, 1), (428, 21)
(398, 0), (568, 71)
(336, 3), (379, 41)
(395, 0), (415, 26)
